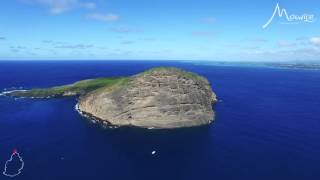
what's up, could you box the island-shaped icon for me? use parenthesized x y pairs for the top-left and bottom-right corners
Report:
(3, 149), (24, 178)
(4, 67), (217, 129)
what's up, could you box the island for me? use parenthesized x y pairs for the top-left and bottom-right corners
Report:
(4, 67), (217, 129)
(265, 63), (320, 70)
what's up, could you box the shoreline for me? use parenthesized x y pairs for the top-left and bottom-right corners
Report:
(74, 103), (119, 129)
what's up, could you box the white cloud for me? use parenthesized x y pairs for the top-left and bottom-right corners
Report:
(200, 17), (216, 24)
(248, 38), (268, 43)
(277, 41), (297, 47)
(86, 13), (120, 22)
(191, 31), (213, 37)
(27, 0), (96, 14)
(111, 27), (143, 33)
(54, 43), (94, 49)
(310, 37), (320, 46)
(120, 41), (135, 45)
(141, 38), (156, 42)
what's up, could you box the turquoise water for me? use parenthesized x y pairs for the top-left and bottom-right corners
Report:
(0, 61), (320, 180)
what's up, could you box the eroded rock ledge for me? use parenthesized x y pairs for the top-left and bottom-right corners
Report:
(78, 67), (217, 129)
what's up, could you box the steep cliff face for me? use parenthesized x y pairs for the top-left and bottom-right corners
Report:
(78, 67), (217, 129)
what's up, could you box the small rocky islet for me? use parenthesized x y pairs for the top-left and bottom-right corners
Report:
(3, 67), (217, 129)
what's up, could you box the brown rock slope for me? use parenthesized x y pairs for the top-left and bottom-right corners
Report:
(78, 67), (217, 129)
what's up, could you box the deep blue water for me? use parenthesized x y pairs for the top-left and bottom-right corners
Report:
(1, 61), (320, 180)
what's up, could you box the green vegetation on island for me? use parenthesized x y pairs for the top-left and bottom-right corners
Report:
(142, 67), (208, 82)
(4, 67), (209, 98)
(7, 77), (130, 98)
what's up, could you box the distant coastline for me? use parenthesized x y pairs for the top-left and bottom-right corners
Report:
(189, 61), (320, 70)
(1, 60), (319, 71)
(265, 63), (320, 70)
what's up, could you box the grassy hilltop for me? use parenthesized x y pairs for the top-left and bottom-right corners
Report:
(7, 77), (129, 98)
(5, 67), (208, 98)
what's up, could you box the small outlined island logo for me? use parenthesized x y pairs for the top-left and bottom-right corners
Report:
(3, 149), (24, 178)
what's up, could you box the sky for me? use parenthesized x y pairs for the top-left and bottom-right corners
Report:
(0, 0), (319, 61)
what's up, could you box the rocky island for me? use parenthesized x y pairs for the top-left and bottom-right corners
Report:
(3, 67), (217, 129)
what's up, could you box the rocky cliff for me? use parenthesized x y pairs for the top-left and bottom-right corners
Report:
(78, 67), (217, 129)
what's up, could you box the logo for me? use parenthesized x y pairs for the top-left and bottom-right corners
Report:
(263, 3), (315, 29)
(3, 149), (25, 178)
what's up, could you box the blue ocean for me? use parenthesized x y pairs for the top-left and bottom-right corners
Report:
(0, 61), (320, 180)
